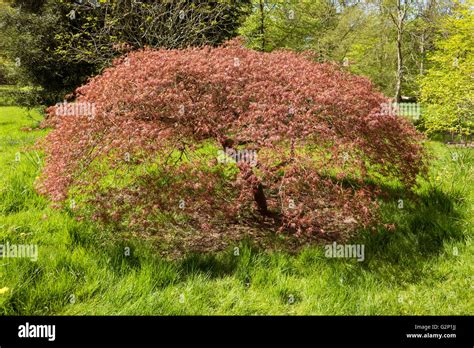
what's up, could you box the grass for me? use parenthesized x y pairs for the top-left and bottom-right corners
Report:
(0, 106), (472, 315)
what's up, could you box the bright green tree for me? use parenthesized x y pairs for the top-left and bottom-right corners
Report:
(239, 0), (455, 99)
(419, 0), (474, 140)
(239, 0), (337, 52)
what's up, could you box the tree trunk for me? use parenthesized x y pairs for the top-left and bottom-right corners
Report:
(395, 20), (403, 102)
(253, 183), (269, 216)
(419, 33), (425, 76)
(221, 139), (270, 216)
(392, 0), (406, 103)
(259, 0), (265, 51)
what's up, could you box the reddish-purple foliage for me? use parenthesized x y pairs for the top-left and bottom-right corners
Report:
(38, 38), (425, 246)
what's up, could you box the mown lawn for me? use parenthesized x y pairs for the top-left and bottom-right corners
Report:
(0, 106), (472, 315)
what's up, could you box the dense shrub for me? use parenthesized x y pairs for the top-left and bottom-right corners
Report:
(0, 66), (9, 85)
(38, 39), (425, 249)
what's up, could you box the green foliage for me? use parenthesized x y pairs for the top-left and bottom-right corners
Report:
(239, 0), (401, 95)
(419, 0), (474, 140)
(53, 0), (251, 65)
(10, 0), (48, 13)
(239, 0), (457, 98)
(0, 58), (14, 85)
(0, 0), (251, 105)
(0, 1), (97, 105)
(337, 8), (397, 96)
(239, 0), (336, 52)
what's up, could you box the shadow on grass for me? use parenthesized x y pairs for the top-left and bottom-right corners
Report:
(351, 184), (467, 284)
(368, 186), (464, 254)
(64, 178), (468, 286)
(172, 183), (467, 283)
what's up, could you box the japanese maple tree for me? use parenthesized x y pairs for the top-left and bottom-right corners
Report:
(38, 38), (425, 249)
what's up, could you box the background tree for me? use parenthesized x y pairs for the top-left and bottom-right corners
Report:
(54, 0), (251, 66)
(239, 0), (337, 52)
(0, 0), (251, 105)
(379, 0), (412, 102)
(239, 0), (457, 100)
(321, 3), (397, 95)
(419, 0), (474, 141)
(0, 0), (97, 105)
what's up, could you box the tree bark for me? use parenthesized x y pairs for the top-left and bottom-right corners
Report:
(221, 138), (270, 216)
(253, 183), (269, 216)
(395, 14), (403, 102)
(392, 0), (407, 103)
(259, 0), (265, 51)
(419, 32), (425, 76)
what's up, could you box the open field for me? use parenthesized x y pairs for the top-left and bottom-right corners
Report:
(0, 106), (472, 315)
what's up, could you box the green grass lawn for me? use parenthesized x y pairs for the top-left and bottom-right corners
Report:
(0, 106), (472, 315)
